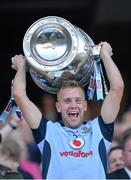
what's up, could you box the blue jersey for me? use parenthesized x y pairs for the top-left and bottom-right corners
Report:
(32, 116), (114, 179)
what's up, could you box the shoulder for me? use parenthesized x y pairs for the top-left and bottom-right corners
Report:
(86, 116), (114, 142)
(107, 168), (128, 179)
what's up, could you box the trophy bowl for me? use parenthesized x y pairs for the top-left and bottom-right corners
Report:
(23, 16), (99, 94)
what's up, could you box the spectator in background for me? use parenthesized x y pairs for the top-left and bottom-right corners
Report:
(0, 136), (24, 179)
(0, 116), (24, 179)
(8, 114), (42, 179)
(107, 146), (125, 173)
(114, 107), (131, 138)
(107, 128), (131, 179)
(0, 112), (42, 179)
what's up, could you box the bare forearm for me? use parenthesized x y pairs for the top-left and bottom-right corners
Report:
(13, 69), (41, 128)
(100, 42), (124, 124)
(13, 65), (27, 97)
(102, 54), (124, 91)
(12, 55), (42, 129)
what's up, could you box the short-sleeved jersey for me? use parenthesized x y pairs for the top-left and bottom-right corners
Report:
(32, 116), (114, 179)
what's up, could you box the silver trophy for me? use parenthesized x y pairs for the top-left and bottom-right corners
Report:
(23, 16), (101, 94)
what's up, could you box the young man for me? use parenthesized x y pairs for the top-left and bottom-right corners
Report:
(11, 41), (124, 179)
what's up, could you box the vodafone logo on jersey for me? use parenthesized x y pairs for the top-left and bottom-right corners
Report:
(60, 150), (93, 158)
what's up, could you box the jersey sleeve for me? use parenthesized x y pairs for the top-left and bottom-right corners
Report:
(98, 115), (114, 142)
(31, 116), (48, 144)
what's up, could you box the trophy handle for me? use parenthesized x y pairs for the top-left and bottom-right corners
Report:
(92, 45), (101, 56)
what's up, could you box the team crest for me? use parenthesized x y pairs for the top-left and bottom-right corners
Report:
(69, 137), (85, 149)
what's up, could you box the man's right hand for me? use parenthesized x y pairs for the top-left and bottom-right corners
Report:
(11, 54), (26, 71)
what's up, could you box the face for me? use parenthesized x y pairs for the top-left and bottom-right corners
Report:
(56, 87), (87, 128)
(108, 149), (125, 173)
(122, 138), (131, 170)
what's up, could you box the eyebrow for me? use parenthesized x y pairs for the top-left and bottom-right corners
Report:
(62, 97), (85, 100)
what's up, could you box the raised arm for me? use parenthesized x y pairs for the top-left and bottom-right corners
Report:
(100, 42), (124, 124)
(11, 55), (42, 128)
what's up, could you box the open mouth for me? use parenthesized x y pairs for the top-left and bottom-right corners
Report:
(68, 112), (79, 118)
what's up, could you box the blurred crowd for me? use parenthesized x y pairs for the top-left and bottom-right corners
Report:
(0, 109), (42, 179)
(107, 106), (131, 179)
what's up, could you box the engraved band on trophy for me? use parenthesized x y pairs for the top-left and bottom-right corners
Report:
(23, 16), (102, 96)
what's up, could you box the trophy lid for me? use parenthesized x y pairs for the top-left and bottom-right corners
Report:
(23, 16), (78, 72)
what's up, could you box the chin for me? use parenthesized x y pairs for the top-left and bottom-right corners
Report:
(69, 122), (81, 129)
(64, 117), (82, 128)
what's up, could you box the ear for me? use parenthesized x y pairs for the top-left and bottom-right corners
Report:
(55, 102), (61, 113)
(122, 150), (125, 158)
(84, 100), (88, 111)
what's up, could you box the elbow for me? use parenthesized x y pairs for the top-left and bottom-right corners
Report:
(112, 79), (124, 94)
(12, 88), (24, 101)
(12, 87), (19, 98)
(117, 79), (124, 92)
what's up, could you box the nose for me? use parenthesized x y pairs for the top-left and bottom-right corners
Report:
(115, 160), (124, 167)
(70, 99), (78, 107)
